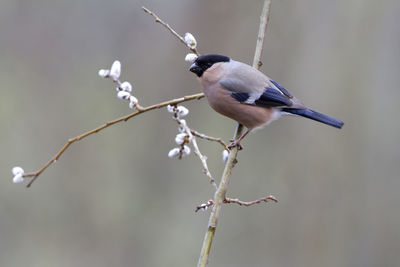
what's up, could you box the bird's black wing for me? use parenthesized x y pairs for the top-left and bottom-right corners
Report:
(220, 76), (293, 107)
(229, 87), (293, 107)
(269, 80), (293, 98)
(254, 87), (293, 107)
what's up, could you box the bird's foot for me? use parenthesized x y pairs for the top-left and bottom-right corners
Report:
(228, 139), (243, 150)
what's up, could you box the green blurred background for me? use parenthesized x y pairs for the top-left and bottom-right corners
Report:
(2, 0), (400, 266)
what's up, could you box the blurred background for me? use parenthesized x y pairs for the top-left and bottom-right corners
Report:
(1, 0), (399, 266)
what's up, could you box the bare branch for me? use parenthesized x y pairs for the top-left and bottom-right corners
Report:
(24, 93), (204, 187)
(252, 0), (272, 69)
(190, 130), (228, 150)
(224, 195), (278, 206)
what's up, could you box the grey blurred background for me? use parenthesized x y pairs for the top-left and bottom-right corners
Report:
(1, 0), (399, 266)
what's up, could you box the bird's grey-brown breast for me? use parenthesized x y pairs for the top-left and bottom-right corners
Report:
(202, 82), (275, 129)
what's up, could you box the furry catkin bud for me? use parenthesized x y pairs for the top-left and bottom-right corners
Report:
(184, 33), (197, 49)
(168, 148), (180, 158)
(109, 60), (121, 80)
(185, 53), (198, 62)
(117, 91), (130, 100)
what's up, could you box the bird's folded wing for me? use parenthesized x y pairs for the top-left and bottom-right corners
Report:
(221, 78), (293, 108)
(254, 88), (293, 107)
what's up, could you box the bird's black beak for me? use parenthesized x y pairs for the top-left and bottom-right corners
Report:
(189, 62), (203, 77)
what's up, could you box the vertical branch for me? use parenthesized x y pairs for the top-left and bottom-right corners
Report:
(197, 1), (272, 266)
(197, 124), (243, 267)
(252, 0), (272, 69)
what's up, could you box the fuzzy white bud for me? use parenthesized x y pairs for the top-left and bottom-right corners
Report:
(129, 95), (138, 104)
(98, 69), (110, 78)
(12, 166), (24, 176)
(175, 133), (187, 145)
(13, 173), (24, 184)
(167, 105), (176, 113)
(129, 96), (138, 109)
(177, 106), (189, 117)
(185, 53), (198, 62)
(118, 81), (132, 92)
(168, 147), (181, 158)
(222, 150), (230, 163)
(182, 145), (191, 156)
(109, 60), (121, 81)
(117, 91), (131, 101)
(184, 33), (197, 49)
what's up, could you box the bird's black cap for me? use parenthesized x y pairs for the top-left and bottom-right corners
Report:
(189, 54), (230, 77)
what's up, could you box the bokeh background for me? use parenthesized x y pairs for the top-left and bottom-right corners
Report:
(1, 0), (399, 266)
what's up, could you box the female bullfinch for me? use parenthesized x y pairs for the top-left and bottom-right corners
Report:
(189, 54), (344, 149)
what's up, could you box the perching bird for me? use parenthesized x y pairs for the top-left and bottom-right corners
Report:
(189, 54), (344, 149)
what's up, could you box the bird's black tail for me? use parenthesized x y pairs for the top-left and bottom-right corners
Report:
(281, 108), (344, 129)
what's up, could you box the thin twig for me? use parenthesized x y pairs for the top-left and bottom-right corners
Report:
(24, 93), (204, 187)
(190, 130), (228, 150)
(142, 6), (217, 189)
(142, 6), (200, 56)
(172, 116), (218, 190)
(197, 1), (272, 266)
(143, 6), (221, 191)
(224, 195), (278, 206)
(188, 134), (218, 191)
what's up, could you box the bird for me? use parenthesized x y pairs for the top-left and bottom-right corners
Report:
(189, 54), (344, 149)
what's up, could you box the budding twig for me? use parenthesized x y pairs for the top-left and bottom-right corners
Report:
(224, 195), (278, 206)
(190, 130), (228, 150)
(171, 112), (217, 190)
(22, 7), (207, 188)
(23, 93), (204, 187)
